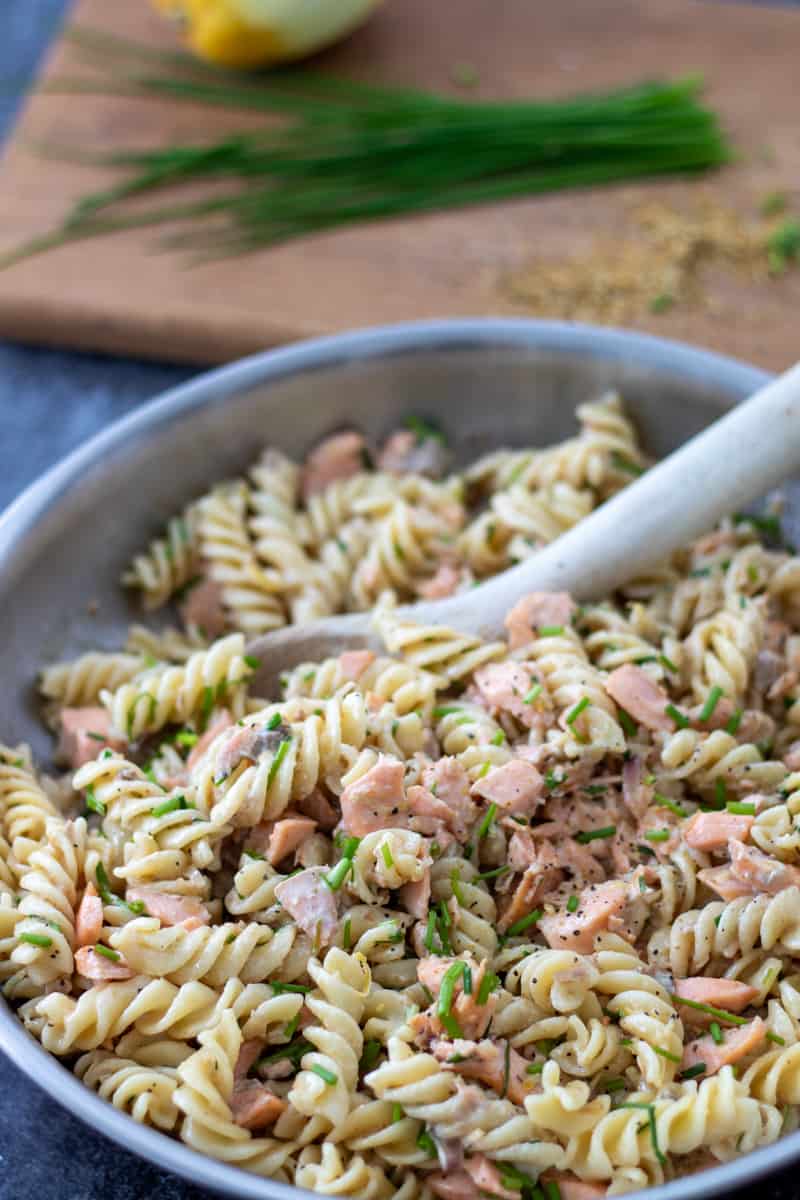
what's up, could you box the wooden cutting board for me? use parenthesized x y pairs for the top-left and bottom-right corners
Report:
(0, 0), (799, 367)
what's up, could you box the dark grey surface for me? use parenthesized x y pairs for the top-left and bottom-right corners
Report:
(0, 4), (799, 1200)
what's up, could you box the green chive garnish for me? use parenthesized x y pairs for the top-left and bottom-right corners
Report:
(566, 697), (590, 726)
(538, 625), (564, 637)
(727, 800), (755, 815)
(524, 683), (543, 704)
(611, 450), (643, 476)
(491, 729), (506, 746)
(324, 858), (352, 892)
(658, 654), (678, 674)
(18, 931), (53, 948)
(84, 785), (106, 817)
(342, 917), (352, 951)
(151, 793), (192, 818)
(310, 1063), (338, 1085)
(619, 1102), (665, 1165)
(709, 1022), (724, 1045)
(450, 869), (466, 905)
(699, 685), (723, 723)
(669, 994), (747, 1025)
(267, 736), (291, 785)
(360, 1040), (381, 1072)
(506, 909), (542, 937)
(566, 894), (579, 913)
(93, 943), (120, 962)
(653, 1045), (681, 1063)
(477, 971), (500, 1006)
(654, 793), (687, 817)
(174, 730), (199, 747)
(680, 1062), (707, 1080)
(714, 778), (727, 808)
(266, 712), (282, 731)
(244, 654), (261, 669)
(644, 828), (670, 843)
(617, 707), (638, 737)
(392, 1102), (403, 1123)
(665, 703), (689, 728)
(381, 843), (395, 869)
(475, 865), (510, 881)
(416, 1129), (437, 1157)
(605, 1077), (626, 1092)
(725, 707), (743, 735)
(575, 825), (616, 843)
(477, 803), (497, 839)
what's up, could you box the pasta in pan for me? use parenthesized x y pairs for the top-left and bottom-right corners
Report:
(5, 394), (800, 1196)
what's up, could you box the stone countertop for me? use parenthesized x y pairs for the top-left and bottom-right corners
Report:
(0, 3), (798, 1198)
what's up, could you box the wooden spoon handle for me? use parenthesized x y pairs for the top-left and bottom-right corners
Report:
(422, 361), (800, 637)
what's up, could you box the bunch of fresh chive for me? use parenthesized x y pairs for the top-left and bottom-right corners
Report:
(2, 26), (732, 267)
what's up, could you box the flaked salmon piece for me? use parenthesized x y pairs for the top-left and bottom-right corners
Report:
(423, 758), (476, 839)
(296, 787), (339, 832)
(414, 957), (496, 1040)
(407, 785), (453, 829)
(681, 1016), (766, 1078)
(471, 760), (543, 816)
(728, 838), (800, 895)
(508, 827), (538, 873)
(338, 649), (376, 681)
(540, 880), (628, 954)
(464, 1156), (520, 1200)
(498, 864), (561, 934)
(417, 563), (462, 600)
(244, 812), (317, 866)
(75, 945), (134, 981)
(186, 709), (233, 772)
(274, 867), (338, 945)
(474, 662), (540, 728)
(302, 431), (366, 499)
(215, 720), (291, 782)
(377, 428), (449, 478)
(234, 1038), (264, 1082)
(555, 837), (606, 886)
(179, 574), (227, 639)
(126, 889), (211, 929)
(75, 882), (104, 949)
(505, 591), (576, 651)
(622, 756), (652, 821)
(400, 872), (431, 921)
(433, 1038), (531, 1105)
(674, 977), (759, 1026)
(57, 707), (126, 768)
(683, 811), (753, 852)
(340, 755), (408, 836)
(697, 865), (758, 902)
(429, 1171), (479, 1200)
(603, 664), (673, 732)
(540, 1174), (607, 1200)
(230, 1079), (286, 1130)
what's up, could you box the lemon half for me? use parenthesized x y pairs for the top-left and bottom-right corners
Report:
(152, 0), (384, 68)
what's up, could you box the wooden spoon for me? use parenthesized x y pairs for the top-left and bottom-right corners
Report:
(247, 363), (800, 694)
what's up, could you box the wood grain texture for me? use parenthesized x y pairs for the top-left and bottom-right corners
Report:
(0, 0), (798, 366)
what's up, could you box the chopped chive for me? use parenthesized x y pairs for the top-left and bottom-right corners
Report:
(86, 731), (107, 742)
(658, 654), (678, 674)
(450, 869), (466, 905)
(477, 803), (498, 839)
(310, 1063), (338, 1086)
(611, 450), (643, 476)
(575, 825), (616, 843)
(524, 683), (543, 704)
(566, 894), (579, 913)
(244, 654), (261, 669)
(477, 761), (491, 779)
(680, 1062), (707, 1080)
(18, 931), (53, 948)
(84, 785), (106, 817)
(617, 707), (638, 737)
(566, 697), (591, 726)
(324, 858), (353, 892)
(714, 778), (727, 809)
(585, 784), (606, 796)
(605, 1077), (626, 1092)
(665, 703), (689, 729)
(527, 1061), (544, 1075)
(243, 848), (265, 861)
(463, 965), (472, 995)
(199, 685), (214, 731)
(419, 983), (435, 1005)
(724, 705), (743, 734)
(502, 1038), (511, 1098)
(266, 712), (282, 731)
(151, 793), (191, 818)
(477, 971), (500, 1006)
(437, 961), (467, 1031)
(544, 1182), (562, 1200)
(257, 1038), (312, 1068)
(433, 705), (464, 718)
(544, 769), (562, 791)
(699, 685), (724, 723)
(619, 1102), (665, 1165)
(506, 909), (542, 937)
(174, 730), (199, 747)
(424, 911), (438, 953)
(416, 1129), (437, 1157)
(392, 1102), (403, 1123)
(359, 1039), (381, 1072)
(709, 1022), (724, 1045)
(644, 828), (670, 843)
(267, 736), (291, 786)
(654, 793), (687, 818)
(93, 943), (121, 961)
(653, 1045), (681, 1063)
(283, 1012), (301, 1040)
(381, 843), (395, 869)
(491, 729), (506, 746)
(475, 865), (510, 881)
(538, 625), (564, 637)
(342, 916), (352, 952)
(669, 994), (747, 1025)
(766, 1031), (786, 1046)
(270, 981), (311, 995)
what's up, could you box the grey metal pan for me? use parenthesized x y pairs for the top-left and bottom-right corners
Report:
(0, 318), (792, 1199)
